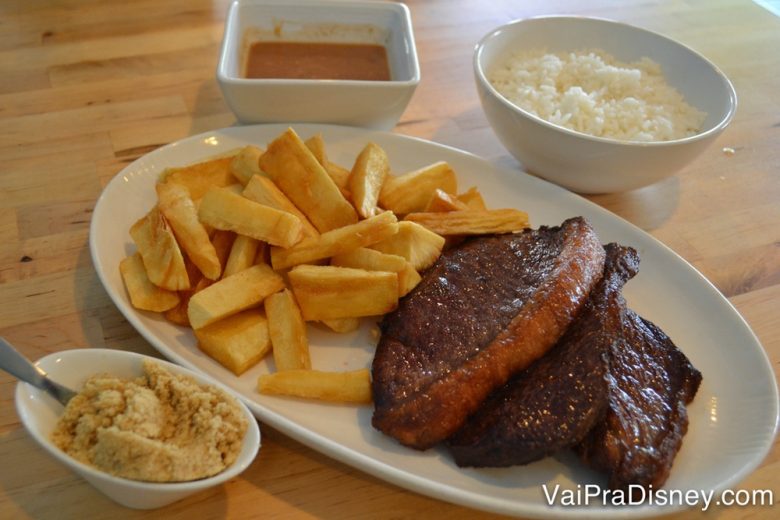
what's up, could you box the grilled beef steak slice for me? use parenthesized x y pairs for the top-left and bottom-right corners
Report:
(371, 217), (606, 449)
(577, 309), (702, 490)
(448, 244), (639, 467)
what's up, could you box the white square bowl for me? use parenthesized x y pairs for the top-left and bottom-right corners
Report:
(217, 0), (420, 130)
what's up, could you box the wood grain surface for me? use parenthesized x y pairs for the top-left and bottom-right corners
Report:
(1, 0), (778, 518)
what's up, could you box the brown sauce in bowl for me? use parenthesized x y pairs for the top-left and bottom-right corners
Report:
(244, 41), (391, 81)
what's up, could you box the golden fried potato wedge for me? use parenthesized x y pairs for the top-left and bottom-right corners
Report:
(424, 188), (469, 212)
(210, 229), (236, 272)
(370, 220), (445, 271)
(304, 133), (352, 196)
(456, 186), (487, 210)
(325, 162), (352, 200)
(258, 369), (372, 403)
(195, 310), (271, 375)
(304, 133), (328, 166)
(326, 163), (352, 198)
(185, 252), (206, 285)
(156, 182), (221, 280)
(162, 257), (208, 326)
(223, 235), (260, 278)
(349, 142), (389, 218)
(331, 247), (418, 297)
(398, 261), (422, 297)
(229, 145), (264, 185)
(188, 263), (285, 329)
(378, 161), (457, 214)
(320, 317), (361, 333)
(120, 253), (180, 312)
(404, 209), (529, 235)
(265, 289), (311, 371)
(254, 241), (269, 265)
(163, 274), (212, 327)
(162, 301), (190, 326)
(288, 265), (398, 320)
(223, 183), (245, 196)
(270, 211), (398, 270)
(242, 174), (318, 238)
(198, 187), (303, 248)
(331, 247), (406, 272)
(259, 127), (357, 232)
(129, 207), (189, 290)
(158, 157), (235, 200)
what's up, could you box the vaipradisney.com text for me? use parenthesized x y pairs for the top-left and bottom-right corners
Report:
(543, 484), (774, 512)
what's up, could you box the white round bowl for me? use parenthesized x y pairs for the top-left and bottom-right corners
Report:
(14, 349), (261, 510)
(474, 16), (737, 193)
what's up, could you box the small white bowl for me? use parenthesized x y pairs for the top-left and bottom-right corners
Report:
(217, 0), (420, 130)
(14, 349), (261, 510)
(474, 16), (737, 193)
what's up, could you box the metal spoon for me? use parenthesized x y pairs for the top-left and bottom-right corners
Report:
(0, 337), (77, 406)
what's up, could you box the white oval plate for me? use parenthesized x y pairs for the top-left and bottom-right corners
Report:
(90, 123), (777, 518)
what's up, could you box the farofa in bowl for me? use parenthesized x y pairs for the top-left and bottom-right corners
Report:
(15, 349), (260, 509)
(51, 359), (247, 483)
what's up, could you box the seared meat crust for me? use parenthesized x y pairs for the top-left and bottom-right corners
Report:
(443, 238), (702, 491)
(371, 217), (606, 449)
(448, 244), (639, 466)
(576, 309), (702, 490)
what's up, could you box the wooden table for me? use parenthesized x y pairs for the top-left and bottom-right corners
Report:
(1, 0), (777, 518)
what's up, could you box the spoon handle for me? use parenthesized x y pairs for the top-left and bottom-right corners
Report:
(0, 337), (77, 405)
(0, 337), (47, 385)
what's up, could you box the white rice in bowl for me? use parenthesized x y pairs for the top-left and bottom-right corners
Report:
(488, 49), (706, 142)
